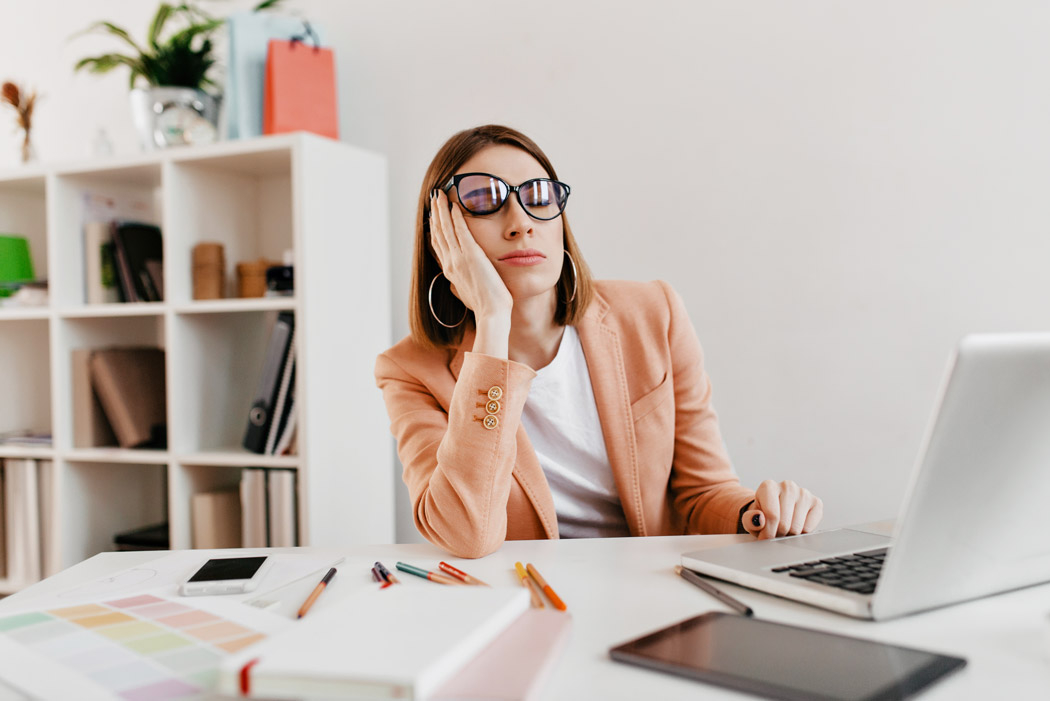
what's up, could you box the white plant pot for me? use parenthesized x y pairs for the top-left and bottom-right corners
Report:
(129, 87), (220, 151)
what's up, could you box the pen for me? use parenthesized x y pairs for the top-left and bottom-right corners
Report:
(371, 565), (393, 588)
(675, 565), (753, 617)
(525, 563), (567, 611)
(297, 567), (337, 619)
(514, 562), (545, 608)
(439, 561), (490, 586)
(395, 561), (461, 585)
(374, 561), (400, 585)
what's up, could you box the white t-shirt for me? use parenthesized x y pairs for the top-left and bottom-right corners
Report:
(520, 325), (631, 539)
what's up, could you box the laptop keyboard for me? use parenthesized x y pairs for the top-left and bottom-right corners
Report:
(771, 547), (889, 595)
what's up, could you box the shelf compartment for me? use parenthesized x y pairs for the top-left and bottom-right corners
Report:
(58, 459), (168, 568)
(165, 151), (293, 305)
(169, 309), (288, 454)
(49, 166), (163, 309)
(53, 315), (167, 452)
(170, 462), (245, 550)
(0, 319), (51, 439)
(0, 174), (48, 291)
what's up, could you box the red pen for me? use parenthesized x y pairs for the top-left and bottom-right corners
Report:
(439, 561), (490, 586)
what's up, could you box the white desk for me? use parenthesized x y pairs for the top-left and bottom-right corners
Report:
(3, 535), (1049, 700)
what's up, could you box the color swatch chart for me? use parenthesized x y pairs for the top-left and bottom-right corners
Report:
(0, 593), (267, 700)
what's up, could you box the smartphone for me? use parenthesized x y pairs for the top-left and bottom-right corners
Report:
(179, 556), (272, 596)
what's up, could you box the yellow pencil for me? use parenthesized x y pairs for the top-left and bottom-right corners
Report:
(514, 562), (545, 608)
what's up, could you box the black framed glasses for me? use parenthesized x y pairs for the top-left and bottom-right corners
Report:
(443, 172), (571, 221)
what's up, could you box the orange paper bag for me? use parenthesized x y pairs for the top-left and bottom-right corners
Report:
(263, 37), (339, 139)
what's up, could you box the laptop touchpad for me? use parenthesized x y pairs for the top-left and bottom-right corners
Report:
(781, 529), (891, 554)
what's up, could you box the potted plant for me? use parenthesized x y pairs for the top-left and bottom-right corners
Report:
(74, 1), (282, 150)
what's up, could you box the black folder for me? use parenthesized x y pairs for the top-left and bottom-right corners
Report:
(244, 312), (295, 453)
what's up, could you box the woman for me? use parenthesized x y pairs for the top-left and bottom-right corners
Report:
(376, 125), (822, 558)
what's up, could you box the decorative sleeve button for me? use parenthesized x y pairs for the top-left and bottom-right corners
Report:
(475, 386), (502, 428)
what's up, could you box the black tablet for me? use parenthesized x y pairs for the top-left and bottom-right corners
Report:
(609, 612), (965, 701)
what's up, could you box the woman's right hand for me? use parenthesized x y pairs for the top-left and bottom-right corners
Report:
(429, 189), (513, 323)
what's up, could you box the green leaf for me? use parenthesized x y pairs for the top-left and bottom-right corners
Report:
(81, 21), (145, 55)
(167, 17), (224, 47)
(147, 4), (174, 48)
(74, 53), (147, 88)
(74, 53), (141, 74)
(253, 0), (285, 11)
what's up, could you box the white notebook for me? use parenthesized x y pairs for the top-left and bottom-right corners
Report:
(218, 584), (530, 699)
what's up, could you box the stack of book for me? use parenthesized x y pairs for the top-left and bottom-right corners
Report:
(191, 468), (297, 549)
(239, 467), (297, 548)
(0, 431), (51, 447)
(0, 458), (53, 586)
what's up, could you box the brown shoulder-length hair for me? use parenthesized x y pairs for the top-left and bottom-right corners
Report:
(409, 125), (594, 349)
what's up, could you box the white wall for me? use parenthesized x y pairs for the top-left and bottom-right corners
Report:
(4, 1), (1050, 544)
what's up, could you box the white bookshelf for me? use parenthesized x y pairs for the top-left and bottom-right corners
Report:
(0, 133), (394, 594)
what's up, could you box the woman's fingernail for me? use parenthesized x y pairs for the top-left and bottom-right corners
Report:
(752, 514), (762, 528)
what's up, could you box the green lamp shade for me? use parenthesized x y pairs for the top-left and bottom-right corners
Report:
(0, 235), (35, 282)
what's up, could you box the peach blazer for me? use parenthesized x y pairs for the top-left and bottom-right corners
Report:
(375, 279), (755, 558)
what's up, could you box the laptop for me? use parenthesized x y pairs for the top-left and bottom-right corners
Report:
(682, 333), (1050, 620)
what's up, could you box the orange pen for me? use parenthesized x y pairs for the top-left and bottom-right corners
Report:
(514, 562), (545, 608)
(297, 567), (337, 618)
(526, 563), (567, 611)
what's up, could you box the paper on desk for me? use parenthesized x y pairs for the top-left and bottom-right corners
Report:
(0, 589), (293, 701)
(10, 550), (339, 615)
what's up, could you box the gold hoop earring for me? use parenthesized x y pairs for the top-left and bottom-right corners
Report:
(563, 250), (578, 304)
(428, 272), (467, 328)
